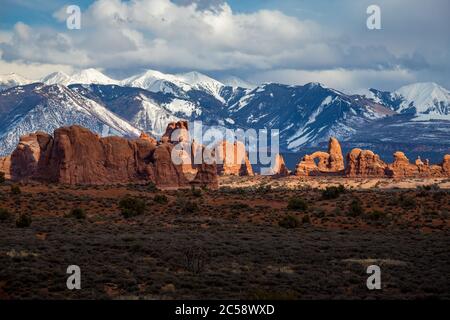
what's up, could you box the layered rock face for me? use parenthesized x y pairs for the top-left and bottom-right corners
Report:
(294, 137), (450, 178)
(345, 149), (387, 177)
(216, 141), (254, 176)
(1, 124), (218, 188)
(295, 137), (344, 176)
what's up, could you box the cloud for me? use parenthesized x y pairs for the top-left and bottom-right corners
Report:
(248, 68), (417, 93)
(0, 0), (448, 91)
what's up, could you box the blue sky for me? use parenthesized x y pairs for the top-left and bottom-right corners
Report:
(0, 0), (449, 92)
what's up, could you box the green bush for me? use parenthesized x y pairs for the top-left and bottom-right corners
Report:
(287, 197), (308, 211)
(302, 215), (311, 224)
(154, 194), (169, 204)
(367, 210), (387, 221)
(182, 201), (199, 214)
(11, 185), (21, 195)
(0, 171), (5, 184)
(16, 213), (32, 228)
(399, 195), (416, 209)
(119, 197), (146, 218)
(0, 208), (12, 221)
(70, 208), (86, 220)
(191, 187), (202, 198)
(278, 215), (300, 229)
(147, 182), (158, 192)
(347, 199), (364, 217)
(322, 185), (346, 200)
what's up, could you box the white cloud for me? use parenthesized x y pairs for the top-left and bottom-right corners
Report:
(0, 0), (447, 91)
(248, 68), (417, 93)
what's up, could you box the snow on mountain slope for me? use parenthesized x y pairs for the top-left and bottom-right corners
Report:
(0, 73), (33, 91)
(367, 83), (450, 120)
(0, 83), (139, 156)
(120, 69), (191, 96)
(121, 70), (226, 102)
(69, 84), (204, 135)
(176, 71), (225, 102)
(229, 82), (394, 150)
(40, 69), (118, 86)
(41, 71), (72, 85)
(394, 82), (450, 120)
(219, 76), (256, 89)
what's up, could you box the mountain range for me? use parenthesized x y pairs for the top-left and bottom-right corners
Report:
(1, 69), (449, 162)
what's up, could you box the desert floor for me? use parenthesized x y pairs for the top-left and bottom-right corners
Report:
(0, 177), (449, 299)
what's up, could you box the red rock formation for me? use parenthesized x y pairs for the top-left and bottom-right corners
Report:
(216, 141), (254, 176)
(2, 124), (218, 188)
(267, 154), (290, 176)
(384, 152), (419, 178)
(442, 155), (450, 174)
(162, 120), (189, 143)
(295, 137), (344, 176)
(0, 155), (11, 180)
(345, 148), (387, 177)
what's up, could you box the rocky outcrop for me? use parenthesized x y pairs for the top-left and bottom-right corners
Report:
(385, 152), (419, 178)
(162, 120), (189, 143)
(216, 141), (254, 176)
(443, 155), (450, 174)
(2, 124), (218, 188)
(295, 137), (450, 178)
(345, 148), (387, 177)
(0, 155), (11, 180)
(295, 137), (344, 176)
(264, 154), (290, 176)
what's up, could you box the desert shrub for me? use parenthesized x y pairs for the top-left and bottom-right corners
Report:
(182, 201), (199, 214)
(154, 194), (169, 204)
(347, 199), (364, 217)
(70, 208), (86, 220)
(256, 184), (272, 193)
(191, 187), (202, 198)
(399, 195), (416, 209)
(119, 197), (146, 218)
(278, 215), (300, 229)
(11, 185), (21, 195)
(322, 185), (346, 200)
(0, 208), (12, 221)
(229, 202), (250, 211)
(418, 184), (440, 191)
(16, 213), (32, 228)
(147, 182), (158, 192)
(0, 172), (5, 184)
(302, 214), (311, 224)
(366, 210), (387, 221)
(183, 247), (208, 274)
(287, 197), (308, 211)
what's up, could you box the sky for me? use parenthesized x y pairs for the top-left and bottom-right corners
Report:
(0, 0), (449, 92)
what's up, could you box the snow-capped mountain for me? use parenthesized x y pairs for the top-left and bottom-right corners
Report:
(219, 76), (256, 89)
(0, 83), (139, 156)
(70, 84), (193, 135)
(0, 73), (32, 91)
(120, 69), (227, 102)
(40, 71), (71, 86)
(227, 82), (395, 150)
(41, 69), (118, 86)
(175, 71), (226, 102)
(1, 68), (450, 158)
(120, 69), (190, 96)
(367, 82), (450, 120)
